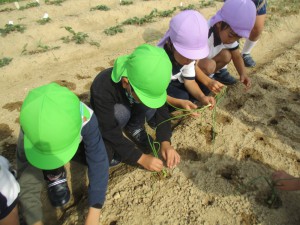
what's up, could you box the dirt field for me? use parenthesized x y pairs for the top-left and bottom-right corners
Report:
(0, 0), (299, 224)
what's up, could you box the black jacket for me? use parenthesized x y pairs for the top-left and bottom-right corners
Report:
(90, 68), (172, 164)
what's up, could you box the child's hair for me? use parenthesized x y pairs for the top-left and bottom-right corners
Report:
(165, 37), (175, 53)
(220, 21), (229, 30)
(220, 21), (241, 38)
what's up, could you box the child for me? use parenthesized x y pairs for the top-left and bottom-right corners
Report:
(196, 0), (256, 90)
(17, 83), (109, 225)
(0, 156), (20, 225)
(241, 0), (268, 67)
(90, 44), (180, 172)
(272, 171), (300, 191)
(158, 10), (216, 110)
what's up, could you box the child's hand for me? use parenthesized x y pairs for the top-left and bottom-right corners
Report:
(240, 74), (251, 90)
(161, 142), (180, 169)
(137, 154), (163, 172)
(180, 100), (197, 110)
(207, 79), (224, 94)
(200, 96), (215, 110)
(272, 171), (300, 191)
(179, 100), (199, 116)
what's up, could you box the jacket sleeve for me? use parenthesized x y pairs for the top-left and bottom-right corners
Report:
(155, 104), (172, 143)
(81, 114), (109, 208)
(90, 73), (143, 164)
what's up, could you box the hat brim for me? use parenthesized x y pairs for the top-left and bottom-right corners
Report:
(233, 29), (250, 38)
(173, 42), (209, 60)
(24, 132), (81, 170)
(134, 88), (167, 109)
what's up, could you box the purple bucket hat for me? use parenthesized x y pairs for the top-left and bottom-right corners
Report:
(157, 10), (209, 60)
(210, 0), (256, 38)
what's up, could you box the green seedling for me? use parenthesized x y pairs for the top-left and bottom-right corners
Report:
(122, 15), (154, 26)
(104, 7), (176, 36)
(19, 2), (39, 10)
(61, 26), (88, 44)
(37, 17), (51, 25)
(21, 43), (28, 55)
(247, 176), (282, 209)
(45, 0), (65, 6)
(61, 26), (99, 47)
(0, 57), (12, 68)
(104, 25), (123, 36)
(120, 0), (133, 6)
(199, 0), (215, 8)
(33, 42), (60, 55)
(90, 5), (110, 11)
(21, 41), (60, 55)
(0, 24), (26, 36)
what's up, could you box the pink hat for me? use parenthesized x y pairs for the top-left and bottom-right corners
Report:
(210, 0), (256, 38)
(157, 10), (209, 60)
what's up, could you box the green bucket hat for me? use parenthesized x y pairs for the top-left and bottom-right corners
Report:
(111, 44), (172, 108)
(20, 83), (82, 170)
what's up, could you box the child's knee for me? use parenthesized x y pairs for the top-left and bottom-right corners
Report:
(221, 50), (232, 64)
(198, 59), (216, 75)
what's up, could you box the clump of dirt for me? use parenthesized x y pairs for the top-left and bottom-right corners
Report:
(2, 101), (23, 112)
(54, 80), (76, 90)
(240, 212), (257, 225)
(1, 142), (17, 163)
(75, 74), (91, 80)
(0, 123), (13, 141)
(217, 165), (239, 181)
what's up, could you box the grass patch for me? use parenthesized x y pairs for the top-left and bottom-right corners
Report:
(120, 0), (133, 6)
(21, 41), (60, 55)
(199, 0), (215, 8)
(45, 0), (66, 6)
(0, 7), (14, 12)
(0, 57), (12, 68)
(19, 2), (39, 10)
(37, 17), (51, 25)
(0, 24), (26, 36)
(104, 25), (124, 36)
(61, 26), (100, 47)
(178, 4), (196, 11)
(104, 8), (176, 36)
(61, 26), (89, 44)
(0, 0), (26, 4)
(90, 5), (110, 11)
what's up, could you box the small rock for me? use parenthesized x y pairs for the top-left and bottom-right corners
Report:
(113, 192), (121, 200)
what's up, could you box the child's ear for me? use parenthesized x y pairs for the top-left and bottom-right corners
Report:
(121, 77), (129, 89)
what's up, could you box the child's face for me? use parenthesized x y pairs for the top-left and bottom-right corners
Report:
(218, 25), (241, 44)
(174, 49), (193, 66)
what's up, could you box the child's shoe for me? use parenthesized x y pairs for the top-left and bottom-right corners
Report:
(124, 127), (152, 153)
(242, 53), (256, 67)
(45, 171), (70, 207)
(109, 152), (122, 168)
(213, 69), (237, 85)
